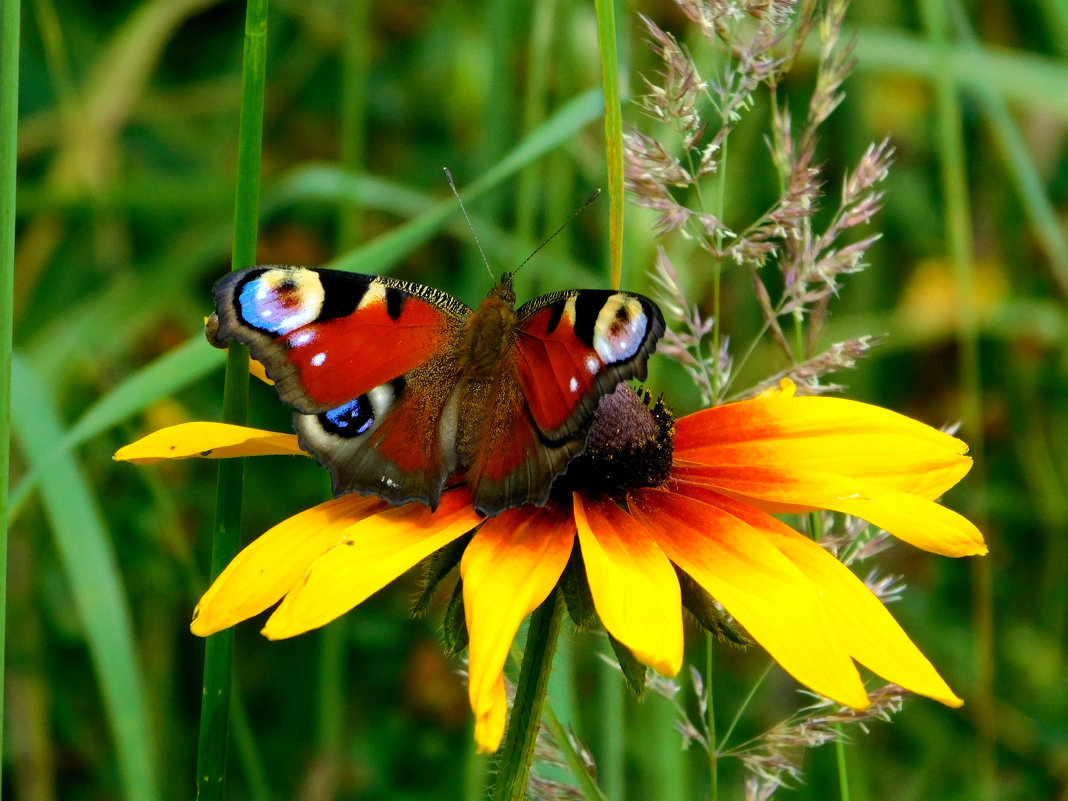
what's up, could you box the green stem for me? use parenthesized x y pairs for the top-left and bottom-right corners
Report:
(338, 0), (370, 252)
(595, 0), (624, 289)
(919, 5), (994, 801)
(195, 1), (268, 798)
(0, 0), (20, 787)
(706, 635), (718, 801)
(491, 592), (564, 801)
(835, 728), (851, 801)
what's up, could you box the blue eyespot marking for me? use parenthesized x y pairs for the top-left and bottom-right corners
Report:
(321, 396), (374, 437)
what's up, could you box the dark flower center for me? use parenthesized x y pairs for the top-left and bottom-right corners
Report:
(555, 384), (675, 499)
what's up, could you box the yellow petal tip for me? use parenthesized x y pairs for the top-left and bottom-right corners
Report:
(189, 604), (229, 638)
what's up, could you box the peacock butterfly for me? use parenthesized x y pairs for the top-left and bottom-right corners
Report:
(208, 266), (664, 515)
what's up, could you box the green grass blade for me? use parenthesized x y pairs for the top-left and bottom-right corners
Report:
(9, 337), (224, 518)
(944, 11), (1068, 298)
(10, 354), (159, 801)
(273, 166), (600, 288)
(0, 0), (21, 782)
(595, 0), (623, 289)
(918, 6), (995, 801)
(196, 0), (269, 798)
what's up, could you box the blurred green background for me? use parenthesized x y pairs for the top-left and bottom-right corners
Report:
(6, 0), (1068, 799)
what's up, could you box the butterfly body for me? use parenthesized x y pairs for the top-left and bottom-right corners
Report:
(210, 266), (663, 515)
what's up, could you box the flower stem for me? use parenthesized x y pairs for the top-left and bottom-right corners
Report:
(195, 0), (268, 798)
(0, 0), (20, 788)
(492, 591), (564, 801)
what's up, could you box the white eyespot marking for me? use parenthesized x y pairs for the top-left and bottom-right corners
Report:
(381, 476), (400, 490)
(585, 354), (600, 375)
(241, 268), (325, 334)
(592, 296), (647, 364)
(359, 281), (388, 310)
(569, 376), (579, 393)
(310, 352), (326, 367)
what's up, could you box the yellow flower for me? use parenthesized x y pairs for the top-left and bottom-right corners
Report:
(116, 381), (985, 754)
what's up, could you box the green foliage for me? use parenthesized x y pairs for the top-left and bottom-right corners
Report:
(6, 0), (1068, 799)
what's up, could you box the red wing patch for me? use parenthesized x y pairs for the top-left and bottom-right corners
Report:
(285, 296), (452, 407)
(213, 267), (469, 413)
(464, 374), (583, 514)
(514, 309), (602, 434)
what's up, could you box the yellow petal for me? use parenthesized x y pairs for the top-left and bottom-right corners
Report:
(676, 395), (972, 499)
(461, 504), (575, 754)
(192, 493), (387, 635)
(743, 501), (964, 707)
(677, 465), (986, 557)
(115, 422), (304, 463)
(262, 490), (483, 638)
(631, 486), (871, 710)
(249, 358), (273, 385)
(574, 493), (683, 677)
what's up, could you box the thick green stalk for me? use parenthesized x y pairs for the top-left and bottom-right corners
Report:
(0, 0), (21, 787)
(195, 1), (268, 798)
(491, 592), (564, 801)
(595, 0), (624, 289)
(919, 4), (993, 801)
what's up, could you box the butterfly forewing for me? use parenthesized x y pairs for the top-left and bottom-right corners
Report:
(513, 289), (665, 440)
(213, 266), (469, 412)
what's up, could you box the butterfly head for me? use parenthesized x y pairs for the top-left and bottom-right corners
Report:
(486, 272), (516, 307)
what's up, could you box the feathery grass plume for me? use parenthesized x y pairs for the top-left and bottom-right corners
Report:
(626, 0), (891, 397)
(735, 685), (908, 800)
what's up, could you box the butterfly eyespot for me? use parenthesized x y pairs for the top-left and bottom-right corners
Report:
(320, 397), (375, 437)
(237, 268), (326, 335)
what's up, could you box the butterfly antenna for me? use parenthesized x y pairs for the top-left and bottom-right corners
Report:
(512, 188), (601, 278)
(444, 167), (495, 282)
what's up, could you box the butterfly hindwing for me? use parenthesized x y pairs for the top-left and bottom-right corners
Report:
(294, 359), (462, 507)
